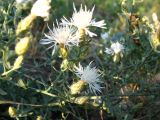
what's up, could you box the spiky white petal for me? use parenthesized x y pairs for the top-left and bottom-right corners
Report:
(40, 22), (80, 51)
(31, 0), (51, 19)
(101, 32), (109, 40)
(74, 62), (102, 94)
(105, 48), (114, 55)
(61, 4), (106, 37)
(105, 42), (124, 55)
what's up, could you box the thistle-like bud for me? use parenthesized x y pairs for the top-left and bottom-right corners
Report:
(70, 80), (86, 95)
(13, 55), (24, 69)
(59, 44), (68, 59)
(142, 16), (149, 23)
(74, 96), (89, 105)
(15, 37), (30, 55)
(150, 33), (160, 53)
(79, 28), (85, 40)
(36, 116), (43, 120)
(2, 55), (24, 76)
(16, 14), (36, 36)
(61, 59), (69, 71)
(8, 106), (17, 118)
(150, 13), (160, 52)
(113, 52), (123, 63)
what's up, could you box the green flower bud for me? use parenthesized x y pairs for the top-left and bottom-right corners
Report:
(70, 80), (86, 95)
(74, 96), (89, 105)
(36, 116), (43, 120)
(60, 44), (68, 59)
(13, 55), (24, 69)
(15, 37), (30, 55)
(61, 59), (69, 71)
(113, 52), (123, 63)
(79, 28), (85, 40)
(150, 33), (160, 53)
(16, 14), (36, 36)
(8, 106), (17, 118)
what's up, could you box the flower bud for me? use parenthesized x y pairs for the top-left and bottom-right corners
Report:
(70, 80), (86, 95)
(150, 33), (160, 53)
(8, 106), (17, 118)
(79, 28), (85, 40)
(113, 52), (123, 63)
(61, 59), (69, 71)
(15, 37), (30, 55)
(74, 96), (89, 105)
(142, 16), (149, 25)
(36, 116), (43, 120)
(16, 14), (36, 36)
(60, 44), (68, 59)
(13, 55), (24, 69)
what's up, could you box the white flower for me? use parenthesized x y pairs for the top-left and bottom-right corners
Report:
(31, 0), (51, 19)
(40, 22), (79, 51)
(105, 42), (124, 55)
(74, 62), (102, 94)
(61, 4), (106, 37)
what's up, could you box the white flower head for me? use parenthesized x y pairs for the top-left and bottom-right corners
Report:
(61, 4), (106, 37)
(105, 42), (124, 55)
(74, 62), (102, 94)
(31, 0), (51, 20)
(40, 21), (80, 51)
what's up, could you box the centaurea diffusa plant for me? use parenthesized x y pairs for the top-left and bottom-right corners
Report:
(40, 22), (80, 58)
(2, 0), (160, 119)
(16, 0), (51, 35)
(70, 62), (102, 95)
(61, 4), (106, 39)
(2, 37), (30, 76)
(149, 13), (160, 53)
(3, 0), (51, 76)
(105, 42), (124, 62)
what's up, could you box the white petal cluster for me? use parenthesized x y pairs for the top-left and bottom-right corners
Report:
(75, 62), (102, 94)
(40, 22), (80, 50)
(61, 4), (106, 37)
(105, 42), (124, 55)
(31, 0), (51, 19)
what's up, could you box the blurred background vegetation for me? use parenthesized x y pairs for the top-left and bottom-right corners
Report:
(0, 0), (160, 120)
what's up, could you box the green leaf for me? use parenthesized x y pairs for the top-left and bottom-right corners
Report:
(0, 88), (7, 95)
